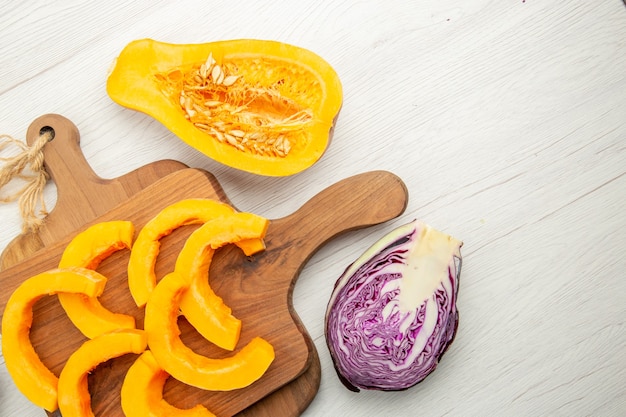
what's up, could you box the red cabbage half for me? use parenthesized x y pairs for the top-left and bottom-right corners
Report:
(325, 219), (463, 392)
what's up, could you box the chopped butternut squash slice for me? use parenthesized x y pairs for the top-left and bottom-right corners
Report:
(59, 220), (135, 269)
(128, 199), (265, 308)
(122, 350), (216, 417)
(144, 272), (274, 391)
(1, 268), (107, 412)
(57, 329), (147, 417)
(175, 211), (269, 350)
(57, 221), (136, 339)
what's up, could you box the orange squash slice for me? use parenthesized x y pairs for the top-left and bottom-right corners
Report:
(57, 221), (136, 339)
(121, 350), (216, 417)
(128, 198), (264, 308)
(1, 268), (107, 412)
(57, 329), (147, 417)
(59, 220), (135, 269)
(144, 272), (274, 391)
(175, 211), (269, 350)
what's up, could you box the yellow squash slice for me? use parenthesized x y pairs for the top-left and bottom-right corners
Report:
(59, 221), (135, 269)
(128, 198), (264, 308)
(57, 221), (136, 339)
(1, 268), (108, 412)
(144, 272), (274, 391)
(57, 329), (147, 417)
(122, 350), (216, 417)
(175, 211), (269, 351)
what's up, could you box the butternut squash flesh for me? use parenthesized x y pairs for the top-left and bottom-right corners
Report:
(128, 199), (265, 308)
(57, 329), (147, 417)
(1, 268), (107, 412)
(174, 212), (269, 351)
(57, 221), (136, 338)
(106, 38), (342, 176)
(122, 350), (216, 417)
(144, 272), (275, 391)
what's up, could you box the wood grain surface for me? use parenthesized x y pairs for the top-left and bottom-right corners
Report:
(1, 1), (625, 417)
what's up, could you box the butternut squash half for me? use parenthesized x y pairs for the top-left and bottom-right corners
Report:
(106, 38), (343, 176)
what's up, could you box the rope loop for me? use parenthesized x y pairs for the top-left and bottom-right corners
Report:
(0, 130), (52, 233)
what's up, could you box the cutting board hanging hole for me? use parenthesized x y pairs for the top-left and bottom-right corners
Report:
(0, 126), (53, 233)
(39, 125), (56, 141)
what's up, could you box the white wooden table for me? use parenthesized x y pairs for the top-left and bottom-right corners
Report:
(1, 1), (624, 416)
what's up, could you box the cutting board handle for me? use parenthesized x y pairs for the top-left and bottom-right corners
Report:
(26, 114), (102, 202)
(24, 114), (147, 240)
(271, 170), (409, 273)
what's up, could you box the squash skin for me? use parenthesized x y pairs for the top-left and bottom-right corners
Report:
(57, 221), (136, 339)
(106, 38), (342, 176)
(122, 350), (216, 417)
(175, 212), (269, 351)
(144, 272), (275, 391)
(128, 199), (265, 308)
(1, 268), (108, 412)
(57, 329), (147, 417)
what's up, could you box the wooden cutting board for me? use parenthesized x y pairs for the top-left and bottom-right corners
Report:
(0, 114), (408, 416)
(0, 114), (324, 417)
